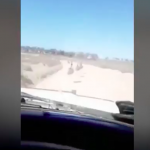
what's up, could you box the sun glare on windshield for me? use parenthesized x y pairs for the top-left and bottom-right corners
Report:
(21, 0), (134, 111)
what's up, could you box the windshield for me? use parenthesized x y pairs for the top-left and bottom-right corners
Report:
(21, 0), (134, 115)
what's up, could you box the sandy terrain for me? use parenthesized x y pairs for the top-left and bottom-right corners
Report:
(36, 60), (134, 102)
(21, 53), (134, 102)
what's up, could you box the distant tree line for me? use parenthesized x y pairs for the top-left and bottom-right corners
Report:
(21, 46), (99, 60)
(21, 46), (134, 62)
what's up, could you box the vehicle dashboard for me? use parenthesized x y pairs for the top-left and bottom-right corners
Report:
(21, 108), (133, 150)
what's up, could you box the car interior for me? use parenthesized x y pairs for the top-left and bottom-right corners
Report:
(21, 101), (134, 150)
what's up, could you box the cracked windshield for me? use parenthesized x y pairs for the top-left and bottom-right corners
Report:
(21, 0), (134, 114)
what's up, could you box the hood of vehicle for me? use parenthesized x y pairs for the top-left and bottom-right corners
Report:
(21, 88), (119, 114)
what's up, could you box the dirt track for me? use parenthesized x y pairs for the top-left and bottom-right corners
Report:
(36, 60), (134, 102)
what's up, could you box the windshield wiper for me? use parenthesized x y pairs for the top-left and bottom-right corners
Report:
(21, 92), (50, 103)
(116, 101), (134, 115)
(21, 92), (134, 125)
(112, 101), (134, 125)
(21, 92), (78, 113)
(111, 113), (134, 125)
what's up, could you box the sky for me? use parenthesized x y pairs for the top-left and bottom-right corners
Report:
(21, 0), (134, 59)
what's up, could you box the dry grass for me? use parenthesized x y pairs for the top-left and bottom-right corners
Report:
(21, 53), (62, 88)
(21, 74), (33, 87)
(21, 54), (60, 67)
(22, 64), (33, 71)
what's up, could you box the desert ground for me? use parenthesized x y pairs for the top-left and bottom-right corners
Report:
(21, 53), (134, 102)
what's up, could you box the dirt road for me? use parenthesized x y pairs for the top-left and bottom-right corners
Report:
(36, 60), (134, 102)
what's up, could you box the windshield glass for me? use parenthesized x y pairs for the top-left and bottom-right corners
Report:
(21, 0), (134, 115)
